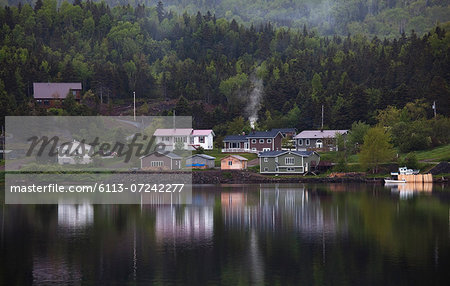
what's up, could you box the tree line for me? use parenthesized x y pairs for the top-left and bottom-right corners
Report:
(0, 1), (449, 134)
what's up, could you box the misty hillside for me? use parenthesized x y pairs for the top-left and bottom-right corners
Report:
(1, 0), (449, 132)
(2, 0), (450, 37)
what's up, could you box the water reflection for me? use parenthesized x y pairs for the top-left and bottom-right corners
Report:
(57, 203), (94, 230)
(386, 182), (433, 199)
(155, 206), (214, 246)
(221, 185), (344, 238)
(0, 183), (449, 285)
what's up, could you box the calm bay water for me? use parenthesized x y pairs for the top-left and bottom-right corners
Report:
(1, 183), (450, 285)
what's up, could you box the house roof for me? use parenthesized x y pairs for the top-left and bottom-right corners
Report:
(192, 129), (215, 136)
(33, 82), (82, 99)
(246, 130), (282, 138)
(294, 130), (348, 139)
(140, 151), (182, 160)
(186, 154), (216, 160)
(223, 134), (248, 142)
(271, 128), (297, 133)
(57, 140), (92, 155)
(153, 128), (193, 136)
(221, 155), (248, 161)
(258, 150), (316, 157)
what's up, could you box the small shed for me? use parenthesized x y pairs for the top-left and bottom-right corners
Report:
(185, 154), (215, 169)
(140, 151), (182, 171)
(221, 155), (248, 170)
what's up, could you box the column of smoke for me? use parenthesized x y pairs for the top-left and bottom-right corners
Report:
(246, 75), (263, 129)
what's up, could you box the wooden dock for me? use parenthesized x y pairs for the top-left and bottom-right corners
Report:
(397, 174), (433, 183)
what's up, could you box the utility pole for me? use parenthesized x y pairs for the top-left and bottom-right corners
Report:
(173, 110), (176, 129)
(432, 101), (436, 118)
(133, 91), (136, 121)
(321, 104), (324, 130)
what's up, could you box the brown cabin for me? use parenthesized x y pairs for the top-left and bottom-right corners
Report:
(33, 82), (82, 107)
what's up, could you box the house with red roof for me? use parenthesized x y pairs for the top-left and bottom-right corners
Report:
(33, 82), (82, 107)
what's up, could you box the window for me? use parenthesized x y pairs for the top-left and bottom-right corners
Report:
(264, 167), (269, 172)
(228, 160), (232, 166)
(305, 139), (310, 146)
(199, 136), (205, 143)
(267, 139), (272, 143)
(285, 157), (295, 165)
(251, 139), (256, 144)
(151, 161), (164, 167)
(263, 148), (270, 151)
(259, 139), (264, 143)
(252, 148), (256, 151)
(263, 158), (268, 162)
(287, 167), (295, 172)
(298, 139), (303, 146)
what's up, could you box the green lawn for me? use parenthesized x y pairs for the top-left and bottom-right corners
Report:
(318, 151), (359, 163)
(407, 144), (450, 162)
(202, 148), (258, 167)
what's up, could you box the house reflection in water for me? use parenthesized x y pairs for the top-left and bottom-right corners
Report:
(57, 203), (94, 231)
(155, 206), (214, 245)
(387, 182), (433, 199)
(221, 184), (345, 238)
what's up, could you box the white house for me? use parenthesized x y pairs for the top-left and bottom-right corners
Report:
(153, 128), (215, 151)
(57, 140), (93, 165)
(190, 129), (215, 150)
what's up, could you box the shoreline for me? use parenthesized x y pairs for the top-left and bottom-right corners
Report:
(191, 170), (448, 184)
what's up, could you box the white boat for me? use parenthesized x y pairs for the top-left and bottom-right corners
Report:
(385, 167), (419, 184)
(384, 178), (407, 184)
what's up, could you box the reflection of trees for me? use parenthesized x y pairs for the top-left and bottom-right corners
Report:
(220, 185), (343, 238)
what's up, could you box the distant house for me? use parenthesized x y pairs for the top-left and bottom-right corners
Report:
(222, 134), (249, 153)
(294, 130), (348, 152)
(33, 82), (82, 107)
(154, 128), (193, 151)
(185, 154), (215, 169)
(153, 128), (214, 151)
(222, 130), (283, 153)
(140, 151), (182, 171)
(190, 130), (215, 150)
(57, 140), (92, 165)
(220, 155), (248, 170)
(259, 150), (320, 174)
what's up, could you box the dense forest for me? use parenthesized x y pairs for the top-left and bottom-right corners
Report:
(2, 0), (450, 37)
(0, 1), (449, 134)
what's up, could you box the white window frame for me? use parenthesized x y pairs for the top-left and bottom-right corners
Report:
(285, 157), (295, 165)
(298, 139), (303, 146)
(305, 139), (310, 146)
(263, 158), (268, 162)
(267, 139), (272, 143)
(264, 167), (269, 172)
(228, 160), (233, 166)
(259, 139), (264, 143)
(151, 161), (164, 167)
(263, 148), (270, 152)
(287, 167), (295, 172)
(251, 139), (257, 143)
(252, 148), (257, 151)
